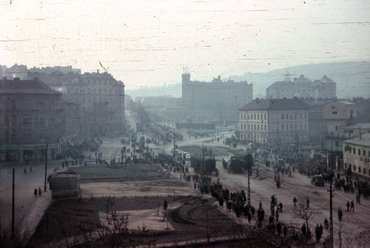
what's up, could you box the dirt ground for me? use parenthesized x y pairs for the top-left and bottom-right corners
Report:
(29, 162), (289, 248)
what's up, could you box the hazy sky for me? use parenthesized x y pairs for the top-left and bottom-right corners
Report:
(1, 0), (369, 89)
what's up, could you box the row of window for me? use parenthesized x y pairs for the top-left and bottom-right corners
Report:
(281, 123), (307, 131)
(240, 113), (267, 121)
(350, 164), (370, 176)
(240, 123), (267, 131)
(281, 112), (307, 120)
(346, 146), (370, 157)
(240, 112), (308, 121)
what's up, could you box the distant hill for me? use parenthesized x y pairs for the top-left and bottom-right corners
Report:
(126, 62), (370, 99)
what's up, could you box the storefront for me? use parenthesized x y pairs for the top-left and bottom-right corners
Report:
(0, 144), (19, 162)
(19, 142), (60, 162)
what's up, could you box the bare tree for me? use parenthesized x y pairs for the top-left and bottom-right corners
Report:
(293, 203), (314, 231)
(81, 211), (156, 248)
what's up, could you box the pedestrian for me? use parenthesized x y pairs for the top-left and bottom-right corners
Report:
(247, 212), (251, 223)
(338, 209), (343, 221)
(293, 196), (297, 206)
(356, 194), (361, 204)
(34, 188), (37, 196)
(276, 210), (279, 221)
(315, 224), (321, 242)
(269, 215), (274, 224)
(301, 223), (306, 236)
(38, 187), (42, 196)
(306, 196), (310, 209)
(279, 202), (283, 212)
(350, 200), (354, 211)
(346, 201), (350, 211)
(324, 218), (329, 230)
(276, 222), (282, 236)
(283, 225), (288, 237)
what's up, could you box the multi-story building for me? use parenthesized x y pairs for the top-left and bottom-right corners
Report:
(323, 100), (357, 151)
(343, 133), (370, 180)
(239, 98), (309, 147)
(58, 71), (126, 137)
(182, 72), (253, 122)
(266, 75), (336, 99)
(28, 68), (126, 137)
(301, 98), (336, 146)
(0, 77), (64, 162)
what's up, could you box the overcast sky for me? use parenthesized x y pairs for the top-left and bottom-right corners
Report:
(1, 0), (369, 89)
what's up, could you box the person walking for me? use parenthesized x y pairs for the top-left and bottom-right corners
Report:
(346, 201), (350, 211)
(301, 223), (307, 236)
(283, 225), (288, 237)
(350, 200), (355, 211)
(338, 209), (343, 221)
(324, 218), (329, 230)
(293, 197), (297, 206)
(306, 196), (310, 209)
(276, 222), (282, 236)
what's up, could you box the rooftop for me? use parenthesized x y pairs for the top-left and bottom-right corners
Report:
(0, 77), (61, 95)
(239, 98), (309, 111)
(344, 133), (370, 147)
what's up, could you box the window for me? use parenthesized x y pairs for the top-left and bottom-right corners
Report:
(358, 167), (361, 173)
(282, 124), (284, 130)
(335, 125), (338, 131)
(264, 114), (266, 120)
(335, 141), (339, 147)
(363, 150), (366, 156)
(358, 149), (361, 155)
(332, 111), (337, 115)
(282, 114), (284, 120)
(364, 169), (366, 175)
(354, 165), (356, 171)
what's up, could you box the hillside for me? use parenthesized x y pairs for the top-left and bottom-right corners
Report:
(126, 62), (370, 99)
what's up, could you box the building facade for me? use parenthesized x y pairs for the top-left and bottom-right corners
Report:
(28, 68), (126, 137)
(182, 72), (253, 122)
(239, 98), (309, 147)
(323, 100), (357, 151)
(266, 75), (336, 99)
(0, 77), (64, 162)
(343, 133), (370, 180)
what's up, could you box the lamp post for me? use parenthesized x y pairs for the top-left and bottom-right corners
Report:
(44, 141), (48, 192)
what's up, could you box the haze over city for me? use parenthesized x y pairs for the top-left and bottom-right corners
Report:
(1, 1), (370, 248)
(1, 0), (370, 89)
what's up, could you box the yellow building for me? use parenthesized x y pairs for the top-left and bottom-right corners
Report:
(239, 98), (309, 147)
(323, 100), (356, 151)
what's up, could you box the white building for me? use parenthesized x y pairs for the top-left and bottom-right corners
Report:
(343, 133), (370, 180)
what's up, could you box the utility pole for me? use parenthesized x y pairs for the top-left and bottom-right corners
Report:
(202, 141), (205, 172)
(328, 151), (335, 248)
(246, 153), (253, 205)
(11, 168), (15, 239)
(44, 141), (48, 192)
